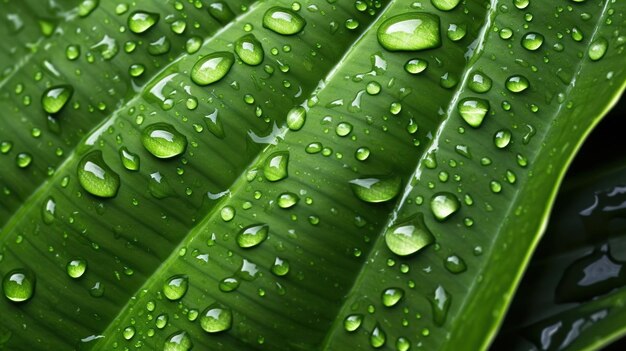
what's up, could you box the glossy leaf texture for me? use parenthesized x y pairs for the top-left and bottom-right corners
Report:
(0, 0), (624, 350)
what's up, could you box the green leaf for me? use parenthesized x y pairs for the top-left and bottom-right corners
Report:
(0, 0), (625, 350)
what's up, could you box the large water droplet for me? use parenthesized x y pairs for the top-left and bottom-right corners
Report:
(430, 192), (460, 221)
(428, 285), (451, 326)
(141, 123), (188, 158)
(588, 37), (608, 61)
(67, 258), (87, 279)
(344, 314), (363, 332)
(262, 7), (306, 35)
(286, 106), (306, 131)
(494, 129), (512, 149)
(350, 175), (402, 203)
(431, 0), (461, 11)
(128, 11), (159, 34)
(377, 13), (441, 52)
(521, 32), (544, 51)
(190, 52), (235, 86)
(42, 85), (73, 114)
(2, 269), (35, 303)
(200, 304), (232, 333)
(163, 330), (192, 351)
(457, 98), (489, 128)
(382, 287), (404, 307)
(237, 224), (269, 248)
(385, 213), (434, 256)
(235, 34), (264, 66)
(264, 151), (289, 181)
(163, 275), (188, 301)
(77, 151), (120, 198)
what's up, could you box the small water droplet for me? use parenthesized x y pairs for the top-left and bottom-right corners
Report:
(286, 106), (306, 131)
(431, 0), (461, 11)
(208, 2), (235, 24)
(385, 213), (434, 256)
(588, 37), (608, 61)
(163, 275), (188, 301)
(219, 277), (240, 292)
(200, 304), (232, 333)
(446, 23), (466, 41)
(404, 58), (428, 74)
(457, 98), (489, 128)
(370, 324), (387, 348)
(344, 314), (363, 332)
(264, 151), (289, 181)
(163, 330), (192, 351)
(191, 52), (234, 86)
(521, 32), (544, 51)
(41, 197), (56, 224)
(355, 147), (370, 161)
(237, 224), (269, 248)
(336, 122), (353, 137)
(42, 85), (73, 114)
(428, 285), (451, 326)
(505, 75), (530, 93)
(377, 13), (441, 51)
(77, 151), (120, 198)
(382, 287), (404, 307)
(468, 71), (492, 93)
(235, 34), (264, 66)
(430, 192), (460, 221)
(262, 7), (306, 35)
(141, 123), (188, 159)
(128, 11), (159, 34)
(494, 129), (512, 149)
(2, 269), (35, 302)
(119, 147), (140, 171)
(444, 255), (467, 273)
(67, 258), (87, 279)
(277, 192), (299, 209)
(16, 153), (32, 168)
(349, 175), (402, 203)
(271, 257), (290, 276)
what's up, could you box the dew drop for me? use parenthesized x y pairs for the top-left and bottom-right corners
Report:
(271, 257), (290, 276)
(219, 277), (240, 292)
(505, 75), (530, 93)
(41, 197), (56, 224)
(42, 85), (73, 114)
(262, 7), (306, 35)
(2, 269), (35, 303)
(446, 23), (466, 41)
(349, 175), (402, 203)
(190, 52), (235, 86)
(163, 330), (192, 351)
(588, 37), (608, 61)
(67, 258), (87, 279)
(457, 98), (489, 128)
(286, 106), (306, 131)
(128, 11), (159, 34)
(468, 71), (492, 93)
(235, 34), (264, 66)
(428, 285), (451, 326)
(163, 275), (188, 301)
(431, 0), (461, 11)
(16, 153), (32, 168)
(200, 304), (232, 333)
(384, 213), (434, 256)
(382, 287), (404, 307)
(208, 2), (235, 24)
(119, 147), (140, 171)
(521, 32), (544, 51)
(430, 192), (460, 221)
(370, 324), (386, 348)
(264, 151), (289, 182)
(377, 13), (441, 52)
(494, 129), (512, 149)
(444, 255), (467, 274)
(237, 224), (269, 248)
(343, 314), (363, 332)
(141, 123), (188, 159)
(404, 58), (428, 74)
(277, 192), (299, 209)
(77, 151), (120, 198)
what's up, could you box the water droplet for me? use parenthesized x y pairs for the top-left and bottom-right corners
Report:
(271, 257), (290, 276)
(430, 192), (460, 221)
(468, 71), (492, 93)
(277, 192), (299, 209)
(385, 213), (434, 256)
(208, 2), (235, 24)
(77, 151), (120, 198)
(336, 122), (353, 137)
(41, 197), (56, 224)
(2, 269), (35, 302)
(163, 275), (188, 301)
(262, 7), (306, 35)
(42, 85), (73, 114)
(513, 0), (529, 9)
(377, 13), (441, 51)
(235, 34), (264, 66)
(404, 58), (428, 74)
(123, 326), (135, 340)
(588, 37), (608, 61)
(129, 63), (145, 77)
(67, 258), (87, 279)
(344, 314), (363, 332)
(141, 123), (188, 159)
(571, 26), (584, 42)
(286, 106), (306, 131)
(16, 153), (32, 168)
(521, 32), (544, 51)
(382, 287), (404, 307)
(163, 330), (192, 351)
(349, 175), (402, 203)
(505, 75), (530, 93)
(237, 224), (269, 248)
(446, 23), (466, 41)
(200, 304), (232, 333)
(355, 147), (370, 161)
(428, 285), (451, 326)
(128, 11), (159, 34)
(366, 81), (382, 95)
(396, 337), (411, 351)
(118, 147), (140, 171)
(219, 277), (240, 292)
(264, 151), (289, 182)
(431, 0), (461, 11)
(494, 129), (512, 149)
(370, 324), (386, 348)
(444, 255), (467, 273)
(190, 52), (235, 86)
(220, 206), (235, 222)
(148, 36), (171, 56)
(457, 98), (489, 128)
